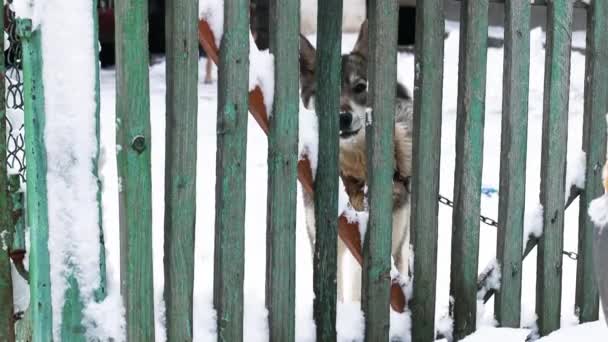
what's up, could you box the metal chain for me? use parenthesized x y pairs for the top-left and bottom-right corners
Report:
(438, 194), (498, 227)
(438, 193), (578, 260)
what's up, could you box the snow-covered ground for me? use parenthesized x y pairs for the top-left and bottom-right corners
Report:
(93, 23), (608, 341)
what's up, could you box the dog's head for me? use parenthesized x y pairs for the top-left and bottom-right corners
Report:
(299, 20), (410, 140)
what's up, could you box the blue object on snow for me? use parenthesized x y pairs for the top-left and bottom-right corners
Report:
(481, 187), (498, 198)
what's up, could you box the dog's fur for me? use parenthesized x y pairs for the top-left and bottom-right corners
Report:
(299, 21), (414, 302)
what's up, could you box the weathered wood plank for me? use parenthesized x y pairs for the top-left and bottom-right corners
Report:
(312, 0), (342, 341)
(265, 0), (299, 341)
(363, 1), (398, 340)
(495, 0), (530, 328)
(115, 0), (156, 339)
(576, 0), (608, 324)
(537, 0), (573, 336)
(312, 0), (341, 336)
(18, 18), (53, 342)
(213, 0), (250, 340)
(0, 4), (15, 338)
(93, 0), (107, 303)
(410, 0), (444, 341)
(450, 0), (489, 339)
(163, 0), (199, 339)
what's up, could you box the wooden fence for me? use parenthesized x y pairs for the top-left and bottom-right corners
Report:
(1, 0), (607, 341)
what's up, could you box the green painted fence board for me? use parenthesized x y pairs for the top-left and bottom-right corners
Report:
(576, 0), (608, 324)
(19, 19), (53, 342)
(115, 0), (156, 339)
(495, 0), (530, 328)
(312, 0), (342, 341)
(213, 0), (250, 340)
(363, 1), (398, 341)
(450, 1), (488, 339)
(265, 0), (299, 341)
(0, 3), (15, 337)
(536, 0), (573, 336)
(61, 275), (85, 340)
(163, 0), (199, 339)
(93, 0), (107, 303)
(410, 1), (444, 341)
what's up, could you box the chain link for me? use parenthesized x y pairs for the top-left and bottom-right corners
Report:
(4, 1), (27, 182)
(438, 194), (498, 227)
(438, 193), (578, 260)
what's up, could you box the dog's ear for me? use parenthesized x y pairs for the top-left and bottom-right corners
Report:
(300, 34), (316, 78)
(352, 19), (368, 59)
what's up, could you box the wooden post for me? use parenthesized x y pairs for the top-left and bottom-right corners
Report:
(313, 0), (342, 341)
(410, 0), (444, 341)
(115, 0), (156, 339)
(364, 1), (398, 340)
(450, 0), (488, 339)
(266, 0), (299, 341)
(18, 18), (53, 342)
(576, 0), (607, 324)
(0, 4), (15, 338)
(213, 0), (250, 340)
(495, 0), (530, 328)
(163, 0), (198, 338)
(537, 0), (573, 336)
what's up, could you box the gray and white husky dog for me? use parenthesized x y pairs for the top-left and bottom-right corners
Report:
(299, 20), (414, 302)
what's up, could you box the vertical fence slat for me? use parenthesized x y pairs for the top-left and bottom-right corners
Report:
(265, 0), (299, 340)
(537, 0), (573, 336)
(410, 0), (444, 341)
(213, 0), (250, 340)
(0, 4), (15, 338)
(312, 0), (342, 340)
(93, 0), (107, 303)
(115, 0), (156, 339)
(364, 1), (398, 340)
(164, 0), (198, 339)
(19, 19), (53, 341)
(495, 0), (530, 328)
(576, 0), (608, 323)
(450, 0), (489, 339)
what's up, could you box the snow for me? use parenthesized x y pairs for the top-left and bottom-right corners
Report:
(457, 327), (531, 342)
(37, 0), (124, 340)
(523, 203), (544, 248)
(12, 0), (46, 29)
(588, 195), (608, 229)
(198, 0), (224, 46)
(565, 150), (586, 194)
(588, 114), (608, 231)
(457, 321), (608, 342)
(477, 259), (501, 300)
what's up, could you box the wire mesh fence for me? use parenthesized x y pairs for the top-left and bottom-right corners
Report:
(4, 1), (26, 182)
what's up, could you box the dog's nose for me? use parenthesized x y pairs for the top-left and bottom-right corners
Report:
(339, 112), (353, 131)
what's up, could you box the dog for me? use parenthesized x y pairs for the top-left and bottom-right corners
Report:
(299, 20), (413, 302)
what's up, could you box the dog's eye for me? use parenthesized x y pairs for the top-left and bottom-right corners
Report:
(353, 82), (367, 94)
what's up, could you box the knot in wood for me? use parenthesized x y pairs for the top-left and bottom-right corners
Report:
(131, 135), (147, 154)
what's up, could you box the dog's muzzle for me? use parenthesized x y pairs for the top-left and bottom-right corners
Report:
(339, 112), (360, 138)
